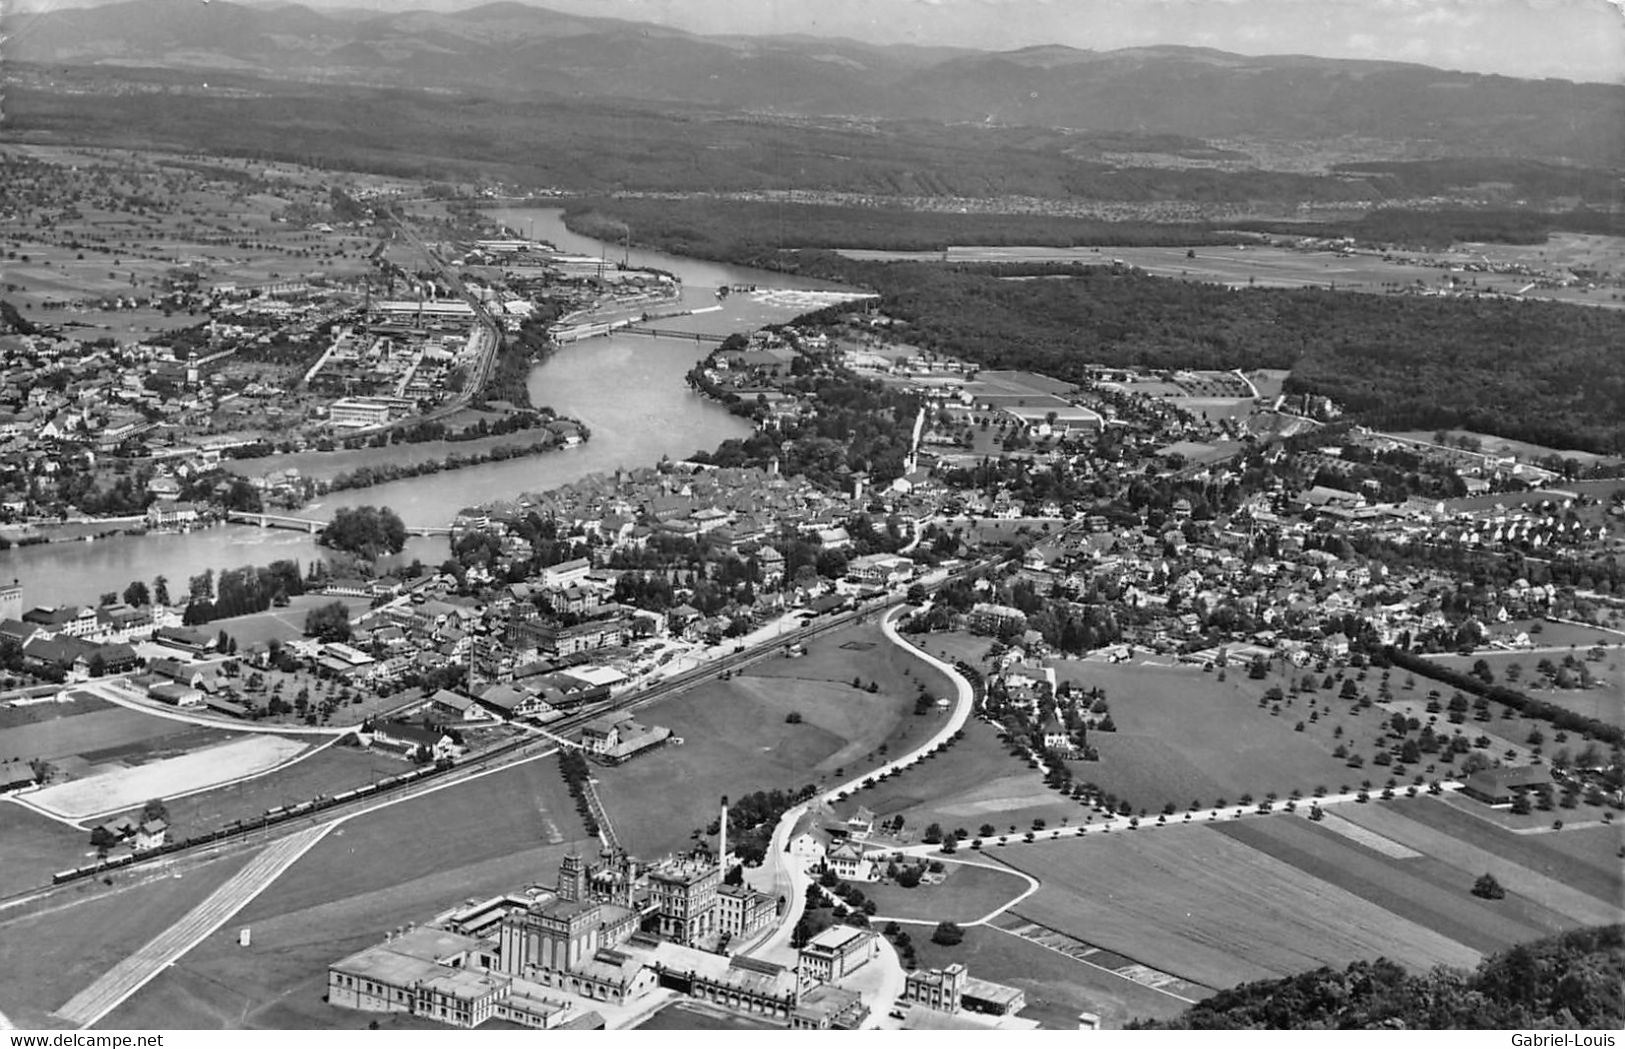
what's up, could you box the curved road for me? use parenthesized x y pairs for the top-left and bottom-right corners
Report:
(751, 602), (974, 969)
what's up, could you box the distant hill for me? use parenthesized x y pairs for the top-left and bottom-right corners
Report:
(7, 0), (1622, 165)
(1135, 925), (1625, 1030)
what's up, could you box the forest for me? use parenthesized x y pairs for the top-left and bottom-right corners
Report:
(769, 257), (1625, 454)
(1137, 925), (1623, 1030)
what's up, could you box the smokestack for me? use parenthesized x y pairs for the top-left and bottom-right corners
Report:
(718, 795), (728, 869)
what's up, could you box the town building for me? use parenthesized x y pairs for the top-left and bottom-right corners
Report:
(797, 925), (878, 985)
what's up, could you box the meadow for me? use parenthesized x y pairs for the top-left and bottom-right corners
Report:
(597, 621), (952, 858)
(832, 717), (1080, 839)
(0, 846), (258, 1028)
(1050, 660), (1382, 814)
(100, 743), (409, 841)
(0, 800), (94, 892)
(0, 705), (202, 765)
(859, 860), (1030, 925)
(996, 821), (1481, 990)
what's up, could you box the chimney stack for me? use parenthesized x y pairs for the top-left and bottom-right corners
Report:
(718, 795), (729, 870)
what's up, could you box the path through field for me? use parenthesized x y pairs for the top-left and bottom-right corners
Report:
(53, 824), (333, 1029)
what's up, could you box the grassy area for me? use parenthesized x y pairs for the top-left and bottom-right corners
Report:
(96, 755), (595, 1028)
(861, 860), (1029, 924)
(1051, 660), (1380, 814)
(0, 706), (197, 765)
(598, 621), (950, 858)
(0, 800), (95, 891)
(908, 630), (997, 670)
(832, 716), (1079, 841)
(102, 743), (409, 841)
(1430, 647), (1624, 728)
(909, 923), (1193, 1030)
(1340, 798), (1624, 914)
(0, 691), (114, 731)
(212, 594), (373, 651)
(1213, 814), (1577, 957)
(0, 846), (259, 1028)
(996, 822), (1480, 989)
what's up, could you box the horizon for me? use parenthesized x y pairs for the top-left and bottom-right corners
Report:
(6, 0), (1623, 85)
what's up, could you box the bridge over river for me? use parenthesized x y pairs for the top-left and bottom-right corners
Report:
(225, 510), (451, 537)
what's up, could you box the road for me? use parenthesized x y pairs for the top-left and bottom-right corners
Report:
(750, 602), (976, 969)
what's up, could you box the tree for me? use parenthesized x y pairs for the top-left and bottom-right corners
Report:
(922, 822), (944, 844)
(319, 505), (408, 559)
(1472, 873), (1506, 900)
(906, 583), (927, 606)
(141, 798), (168, 823)
(304, 600), (353, 642)
(153, 575), (170, 606)
(122, 580), (150, 607)
(931, 921), (965, 946)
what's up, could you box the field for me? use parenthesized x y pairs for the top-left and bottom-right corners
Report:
(97, 754), (593, 1028)
(834, 242), (1625, 310)
(1, 147), (377, 344)
(0, 800), (95, 892)
(1430, 648), (1624, 728)
(995, 821), (1481, 990)
(1390, 430), (1622, 468)
(0, 690), (114, 730)
(0, 704), (200, 765)
(25, 735), (312, 821)
(1050, 661), (1379, 814)
(860, 860), (1030, 925)
(596, 622), (952, 858)
(102, 743), (411, 841)
(0, 846), (259, 1028)
(908, 923), (1193, 1029)
(832, 716), (1079, 841)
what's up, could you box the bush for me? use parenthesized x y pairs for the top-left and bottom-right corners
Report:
(1472, 872), (1506, 900)
(931, 921), (965, 946)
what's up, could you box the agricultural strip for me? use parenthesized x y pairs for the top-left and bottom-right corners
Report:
(997, 824), (1480, 989)
(25, 735), (311, 821)
(1380, 796), (1625, 904)
(1338, 802), (1623, 924)
(1214, 815), (1572, 955)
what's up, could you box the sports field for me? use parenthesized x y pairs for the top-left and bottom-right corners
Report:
(25, 735), (311, 821)
(860, 860), (1030, 924)
(997, 822), (1481, 989)
(598, 621), (953, 857)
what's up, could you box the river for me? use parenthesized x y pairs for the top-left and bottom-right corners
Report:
(1, 208), (851, 609)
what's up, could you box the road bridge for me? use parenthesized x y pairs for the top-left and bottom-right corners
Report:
(224, 510), (450, 537)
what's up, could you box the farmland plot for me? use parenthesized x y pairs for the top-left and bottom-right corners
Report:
(997, 823), (1479, 989)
